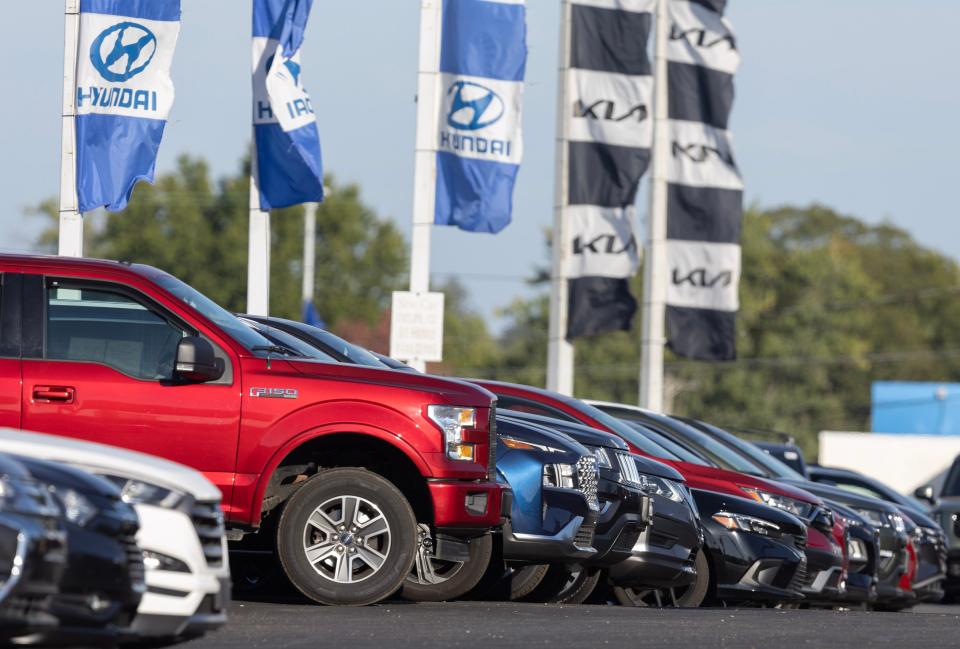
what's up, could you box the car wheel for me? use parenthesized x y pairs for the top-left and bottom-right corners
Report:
(522, 565), (602, 604)
(507, 563), (551, 600)
(400, 527), (493, 601)
(276, 468), (417, 606)
(613, 548), (709, 608)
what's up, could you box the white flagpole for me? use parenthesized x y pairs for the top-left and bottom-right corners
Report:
(247, 147), (271, 315)
(639, 0), (669, 411)
(546, 0), (574, 396)
(406, 0), (443, 373)
(58, 0), (83, 257)
(302, 202), (317, 308)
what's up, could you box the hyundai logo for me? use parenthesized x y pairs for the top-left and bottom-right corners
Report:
(446, 81), (504, 131)
(266, 54), (303, 87)
(90, 22), (157, 83)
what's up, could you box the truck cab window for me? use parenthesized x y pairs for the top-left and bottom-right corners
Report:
(46, 284), (185, 380)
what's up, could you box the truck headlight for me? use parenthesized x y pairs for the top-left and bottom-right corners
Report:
(428, 405), (477, 462)
(712, 511), (782, 538)
(103, 476), (185, 509)
(589, 447), (613, 469)
(543, 464), (577, 489)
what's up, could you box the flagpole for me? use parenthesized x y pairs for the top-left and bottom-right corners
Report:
(302, 202), (317, 309)
(639, 0), (669, 411)
(58, 0), (83, 257)
(546, 0), (574, 396)
(247, 146), (271, 315)
(407, 0), (443, 373)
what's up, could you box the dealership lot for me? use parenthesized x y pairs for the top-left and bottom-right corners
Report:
(183, 600), (960, 649)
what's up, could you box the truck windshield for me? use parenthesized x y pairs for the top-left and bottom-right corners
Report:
(148, 271), (275, 353)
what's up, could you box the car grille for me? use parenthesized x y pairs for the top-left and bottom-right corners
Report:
(123, 534), (146, 591)
(488, 407), (498, 481)
(574, 523), (596, 549)
(576, 456), (599, 510)
(616, 452), (642, 487)
(192, 501), (226, 568)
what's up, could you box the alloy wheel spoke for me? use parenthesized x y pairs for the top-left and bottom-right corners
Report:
(304, 540), (338, 565)
(357, 545), (387, 573)
(334, 553), (354, 583)
(341, 496), (360, 529)
(358, 515), (388, 538)
(306, 510), (338, 536)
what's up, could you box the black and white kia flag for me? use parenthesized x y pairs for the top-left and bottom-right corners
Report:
(665, 0), (742, 360)
(564, 0), (654, 340)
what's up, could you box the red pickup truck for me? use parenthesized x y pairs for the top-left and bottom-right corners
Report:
(0, 254), (502, 606)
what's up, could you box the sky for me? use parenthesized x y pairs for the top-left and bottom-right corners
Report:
(1, 1), (959, 330)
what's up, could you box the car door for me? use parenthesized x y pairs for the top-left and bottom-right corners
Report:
(0, 273), (21, 428)
(19, 273), (241, 507)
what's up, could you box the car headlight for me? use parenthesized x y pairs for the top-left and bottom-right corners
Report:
(740, 487), (813, 518)
(852, 507), (887, 528)
(500, 436), (566, 454)
(52, 488), (98, 527)
(142, 550), (190, 573)
(712, 511), (782, 537)
(102, 476), (186, 509)
(638, 474), (685, 503)
(888, 512), (906, 534)
(543, 463), (577, 489)
(590, 447), (613, 469)
(427, 405), (477, 462)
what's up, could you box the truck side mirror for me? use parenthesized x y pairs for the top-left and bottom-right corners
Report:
(175, 337), (224, 383)
(913, 485), (936, 506)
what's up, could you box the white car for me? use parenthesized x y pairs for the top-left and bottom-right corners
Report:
(0, 428), (230, 641)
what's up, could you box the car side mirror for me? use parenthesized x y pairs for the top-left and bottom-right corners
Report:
(913, 485), (936, 505)
(175, 337), (224, 383)
(812, 509), (835, 533)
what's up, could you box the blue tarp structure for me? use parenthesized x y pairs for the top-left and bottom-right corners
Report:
(871, 381), (960, 435)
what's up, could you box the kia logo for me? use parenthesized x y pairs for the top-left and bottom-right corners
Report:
(446, 81), (504, 131)
(672, 268), (733, 288)
(670, 25), (737, 50)
(90, 22), (157, 82)
(575, 99), (647, 123)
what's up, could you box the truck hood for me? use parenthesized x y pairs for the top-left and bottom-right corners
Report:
(633, 454), (685, 483)
(287, 359), (496, 408)
(0, 428), (221, 502)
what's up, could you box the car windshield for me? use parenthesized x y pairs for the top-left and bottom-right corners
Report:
(148, 270), (274, 354)
(657, 419), (769, 477)
(239, 319), (338, 361)
(692, 420), (805, 480)
(305, 327), (385, 368)
(623, 421), (710, 465)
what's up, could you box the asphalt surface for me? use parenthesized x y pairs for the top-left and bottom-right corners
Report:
(182, 600), (960, 649)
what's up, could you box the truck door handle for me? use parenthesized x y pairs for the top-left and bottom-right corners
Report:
(32, 386), (76, 404)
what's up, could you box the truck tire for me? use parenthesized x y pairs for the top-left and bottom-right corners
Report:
(522, 565), (601, 604)
(613, 548), (709, 608)
(276, 468), (417, 606)
(401, 527), (493, 602)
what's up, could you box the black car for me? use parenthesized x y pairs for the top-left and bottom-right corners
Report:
(500, 411), (703, 606)
(0, 454), (67, 642)
(808, 464), (947, 602)
(15, 456), (145, 646)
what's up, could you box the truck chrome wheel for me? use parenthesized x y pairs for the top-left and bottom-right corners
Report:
(302, 495), (392, 584)
(411, 524), (464, 585)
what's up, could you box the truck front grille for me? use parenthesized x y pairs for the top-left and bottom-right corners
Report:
(123, 534), (145, 590)
(574, 523), (596, 549)
(191, 501), (226, 567)
(576, 456), (599, 510)
(488, 407), (498, 481)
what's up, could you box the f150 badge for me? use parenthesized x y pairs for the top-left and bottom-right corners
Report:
(250, 387), (298, 399)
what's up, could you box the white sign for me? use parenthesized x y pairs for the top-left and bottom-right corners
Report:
(390, 291), (445, 363)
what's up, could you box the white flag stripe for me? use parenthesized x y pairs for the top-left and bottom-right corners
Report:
(573, 0), (656, 13)
(75, 13), (179, 119)
(567, 69), (653, 149)
(667, 119), (742, 191)
(668, 1), (740, 75)
(665, 240), (740, 312)
(563, 205), (640, 279)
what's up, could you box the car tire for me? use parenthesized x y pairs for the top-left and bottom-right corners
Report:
(522, 565), (602, 605)
(508, 563), (551, 600)
(401, 529), (493, 602)
(276, 468), (417, 606)
(613, 548), (709, 608)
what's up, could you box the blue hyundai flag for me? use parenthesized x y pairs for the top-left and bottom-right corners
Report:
(302, 299), (324, 328)
(434, 0), (526, 233)
(253, 0), (324, 209)
(75, 0), (181, 213)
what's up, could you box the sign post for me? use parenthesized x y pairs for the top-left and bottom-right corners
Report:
(59, 0), (83, 257)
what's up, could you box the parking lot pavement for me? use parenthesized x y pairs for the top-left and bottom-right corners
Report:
(184, 600), (960, 649)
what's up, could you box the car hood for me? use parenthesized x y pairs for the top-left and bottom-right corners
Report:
(496, 416), (589, 462)
(15, 455), (119, 498)
(781, 478), (899, 514)
(287, 359), (496, 408)
(665, 460), (823, 506)
(498, 410), (629, 451)
(633, 454), (685, 483)
(0, 428), (221, 502)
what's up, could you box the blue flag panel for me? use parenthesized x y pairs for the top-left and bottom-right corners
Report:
(75, 0), (181, 213)
(434, 0), (526, 233)
(252, 0), (324, 209)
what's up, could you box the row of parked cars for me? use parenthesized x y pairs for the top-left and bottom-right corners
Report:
(0, 252), (955, 641)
